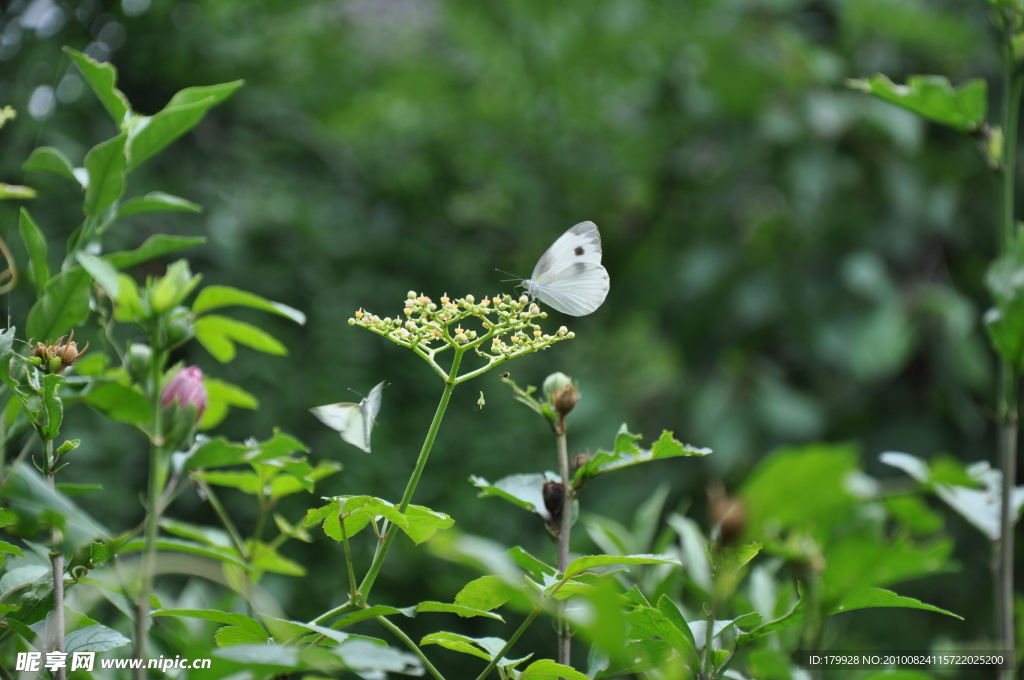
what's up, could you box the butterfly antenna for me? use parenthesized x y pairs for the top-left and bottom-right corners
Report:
(494, 268), (522, 284)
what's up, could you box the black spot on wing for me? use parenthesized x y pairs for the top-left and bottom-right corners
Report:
(575, 246), (585, 256)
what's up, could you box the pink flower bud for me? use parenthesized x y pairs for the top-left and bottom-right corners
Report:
(161, 366), (208, 420)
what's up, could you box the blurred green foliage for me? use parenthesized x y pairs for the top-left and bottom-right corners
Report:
(0, 0), (1014, 671)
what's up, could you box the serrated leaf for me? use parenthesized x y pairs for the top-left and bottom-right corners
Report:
(846, 75), (986, 133)
(574, 427), (711, 486)
(63, 48), (130, 123)
(193, 285), (305, 324)
(22, 147), (79, 183)
(117, 191), (201, 218)
(83, 134), (127, 217)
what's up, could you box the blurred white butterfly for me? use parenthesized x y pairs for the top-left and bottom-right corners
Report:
(310, 381), (386, 453)
(521, 221), (610, 316)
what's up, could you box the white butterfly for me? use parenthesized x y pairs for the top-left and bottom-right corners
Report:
(521, 221), (610, 316)
(310, 381), (386, 453)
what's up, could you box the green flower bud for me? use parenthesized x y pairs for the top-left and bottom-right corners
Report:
(148, 260), (201, 314)
(543, 372), (573, 399)
(166, 307), (195, 347)
(127, 343), (153, 382)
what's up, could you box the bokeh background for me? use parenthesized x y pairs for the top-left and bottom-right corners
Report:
(0, 0), (1014, 672)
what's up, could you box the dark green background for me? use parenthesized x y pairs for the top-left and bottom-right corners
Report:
(0, 0), (1011, 671)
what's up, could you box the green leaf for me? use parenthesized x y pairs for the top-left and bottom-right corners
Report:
(742, 442), (860, 539)
(846, 75), (986, 133)
(39, 373), (63, 441)
(193, 285), (306, 324)
(117, 191), (201, 218)
(566, 553), (680, 578)
(83, 133), (128, 217)
(985, 234), (1024, 371)
(63, 48), (130, 124)
(18, 208), (49, 296)
(574, 427), (711, 486)
(415, 601), (504, 621)
(22, 147), (79, 183)
(827, 586), (962, 619)
(186, 437), (252, 470)
(454, 575), (515, 612)
(1, 462), (108, 551)
(520, 659), (590, 680)
(151, 609), (268, 640)
(737, 599), (805, 647)
(82, 382), (151, 426)
(191, 378), (256, 431)
(128, 81), (244, 171)
(215, 625), (268, 646)
(64, 625), (131, 654)
(0, 541), (24, 558)
(401, 505), (455, 544)
(823, 528), (953, 603)
(420, 632), (505, 662)
(331, 605), (406, 630)
(26, 266), (91, 341)
(252, 549), (306, 576)
(194, 314), (288, 363)
(117, 537), (251, 572)
(76, 252), (120, 298)
(105, 234), (206, 269)
(194, 470), (263, 495)
(625, 604), (700, 671)
(719, 542), (762, 573)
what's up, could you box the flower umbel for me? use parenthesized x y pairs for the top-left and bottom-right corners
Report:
(350, 292), (574, 383)
(161, 366), (208, 421)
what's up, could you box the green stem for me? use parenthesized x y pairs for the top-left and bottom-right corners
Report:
(997, 29), (1023, 680)
(376, 616), (446, 680)
(45, 438), (65, 680)
(341, 507), (358, 603)
(355, 349), (464, 602)
(135, 350), (167, 680)
(473, 606), (544, 680)
(198, 479), (249, 559)
(555, 429), (571, 667)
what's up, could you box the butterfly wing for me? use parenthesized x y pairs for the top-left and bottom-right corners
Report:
(310, 403), (370, 452)
(531, 261), (610, 316)
(530, 221), (604, 281)
(359, 381), (387, 452)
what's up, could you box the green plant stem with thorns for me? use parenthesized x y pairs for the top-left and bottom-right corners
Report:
(996, 23), (1023, 678)
(135, 347), (167, 679)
